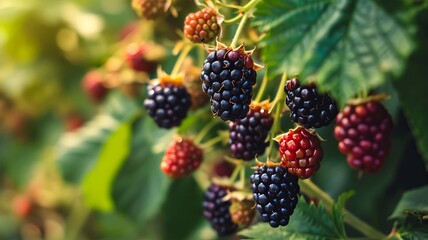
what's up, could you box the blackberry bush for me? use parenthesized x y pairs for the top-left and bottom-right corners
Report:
(250, 164), (300, 228)
(229, 101), (273, 160)
(334, 100), (393, 173)
(200, 43), (261, 122)
(276, 127), (323, 179)
(144, 73), (191, 128)
(285, 77), (338, 128)
(203, 183), (238, 236)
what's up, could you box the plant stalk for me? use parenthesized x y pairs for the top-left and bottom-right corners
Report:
(300, 179), (387, 239)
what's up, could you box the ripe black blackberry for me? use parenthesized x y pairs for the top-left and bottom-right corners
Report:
(229, 101), (273, 160)
(144, 74), (191, 128)
(200, 44), (261, 122)
(250, 164), (299, 228)
(285, 77), (338, 128)
(203, 183), (238, 236)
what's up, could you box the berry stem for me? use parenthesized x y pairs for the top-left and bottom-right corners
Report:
(65, 194), (91, 240)
(200, 135), (224, 149)
(194, 119), (219, 145)
(239, 164), (246, 189)
(229, 164), (243, 184)
(300, 179), (387, 239)
(270, 72), (287, 113)
(171, 44), (193, 76)
(255, 68), (269, 102)
(230, 10), (249, 48)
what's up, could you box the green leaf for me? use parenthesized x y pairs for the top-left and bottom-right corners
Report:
(331, 191), (354, 238)
(112, 116), (173, 223)
(160, 177), (204, 240)
(254, 0), (414, 104)
(56, 94), (139, 184)
(390, 186), (428, 220)
(239, 198), (346, 240)
(82, 120), (132, 212)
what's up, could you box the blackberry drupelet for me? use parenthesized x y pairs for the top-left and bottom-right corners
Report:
(203, 184), (238, 236)
(276, 127), (323, 179)
(161, 137), (203, 179)
(144, 74), (191, 128)
(334, 100), (393, 173)
(251, 165), (299, 228)
(285, 77), (338, 128)
(200, 44), (260, 122)
(184, 7), (221, 43)
(229, 101), (273, 160)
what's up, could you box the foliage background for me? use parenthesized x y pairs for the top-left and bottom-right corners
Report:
(0, 0), (427, 239)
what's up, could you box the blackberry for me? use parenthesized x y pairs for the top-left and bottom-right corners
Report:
(200, 44), (260, 122)
(144, 74), (191, 128)
(125, 42), (157, 73)
(250, 165), (299, 228)
(203, 184), (238, 236)
(334, 100), (393, 173)
(285, 77), (338, 128)
(184, 7), (221, 43)
(276, 127), (323, 179)
(82, 70), (109, 103)
(131, 0), (167, 19)
(229, 101), (273, 160)
(229, 194), (256, 226)
(161, 137), (203, 179)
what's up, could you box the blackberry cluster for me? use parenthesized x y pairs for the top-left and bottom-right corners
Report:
(250, 165), (299, 228)
(229, 102), (273, 160)
(144, 82), (191, 128)
(285, 77), (338, 128)
(131, 0), (166, 19)
(203, 184), (238, 236)
(184, 7), (220, 43)
(277, 127), (323, 179)
(334, 101), (393, 173)
(200, 46), (257, 121)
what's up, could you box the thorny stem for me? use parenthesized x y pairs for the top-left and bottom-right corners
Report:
(255, 68), (269, 102)
(300, 179), (387, 239)
(171, 44), (192, 76)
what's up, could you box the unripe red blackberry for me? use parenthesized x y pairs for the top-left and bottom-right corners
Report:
(200, 44), (261, 121)
(229, 194), (256, 226)
(82, 70), (109, 103)
(334, 100), (393, 173)
(161, 137), (203, 178)
(229, 101), (273, 160)
(285, 77), (338, 128)
(250, 164), (299, 228)
(144, 73), (191, 128)
(184, 7), (221, 43)
(276, 127), (323, 179)
(131, 0), (167, 19)
(125, 43), (157, 73)
(203, 183), (238, 236)
(212, 159), (234, 177)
